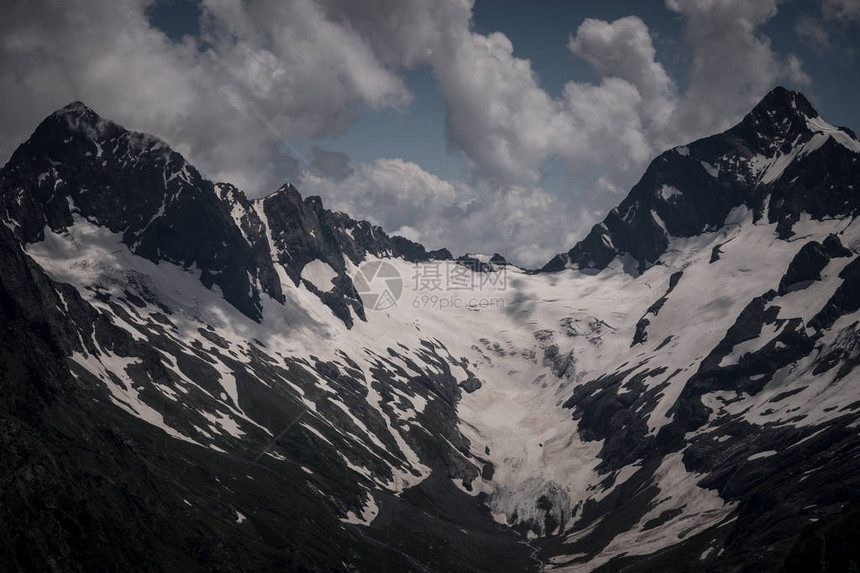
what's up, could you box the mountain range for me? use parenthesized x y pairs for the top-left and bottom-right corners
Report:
(1, 87), (859, 572)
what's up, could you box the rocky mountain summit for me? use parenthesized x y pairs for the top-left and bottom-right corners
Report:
(1, 102), (448, 325)
(1, 88), (859, 572)
(544, 87), (860, 274)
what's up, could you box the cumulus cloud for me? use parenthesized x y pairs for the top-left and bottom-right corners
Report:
(568, 16), (676, 130)
(0, 0), (410, 193)
(0, 0), (817, 265)
(666, 0), (798, 136)
(303, 158), (457, 239)
(314, 0), (472, 69)
(784, 54), (812, 87)
(300, 159), (588, 267)
(316, 0), (813, 264)
(422, 0), (809, 191)
(433, 31), (574, 186)
(200, 0), (411, 121)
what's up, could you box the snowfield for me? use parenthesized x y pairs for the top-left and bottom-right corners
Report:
(24, 198), (860, 568)
(7, 88), (860, 570)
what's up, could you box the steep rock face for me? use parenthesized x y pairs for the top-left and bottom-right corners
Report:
(0, 135), (531, 571)
(544, 87), (860, 274)
(0, 102), (450, 327)
(214, 182), (285, 305)
(543, 234), (860, 571)
(259, 184), (450, 280)
(530, 88), (860, 571)
(219, 181), (451, 327)
(778, 240), (830, 294)
(0, 221), (475, 573)
(0, 102), (277, 320)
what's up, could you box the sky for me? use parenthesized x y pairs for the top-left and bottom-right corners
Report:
(1, 0), (859, 267)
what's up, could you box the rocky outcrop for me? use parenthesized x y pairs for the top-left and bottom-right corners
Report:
(778, 241), (831, 294)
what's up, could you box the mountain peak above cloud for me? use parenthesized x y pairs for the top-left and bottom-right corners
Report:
(543, 86), (860, 274)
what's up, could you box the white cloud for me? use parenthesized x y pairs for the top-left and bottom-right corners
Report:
(432, 30), (574, 186)
(421, 14), (672, 188)
(315, 0), (473, 69)
(303, 158), (457, 237)
(0, 0), (816, 266)
(561, 77), (653, 174)
(665, 0), (785, 136)
(422, 0), (810, 200)
(300, 159), (587, 267)
(0, 0), (411, 194)
(568, 16), (676, 130)
(202, 0), (411, 117)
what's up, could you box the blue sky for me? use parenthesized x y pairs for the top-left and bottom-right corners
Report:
(2, 0), (859, 265)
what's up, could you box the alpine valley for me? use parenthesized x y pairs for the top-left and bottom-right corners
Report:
(2, 87), (860, 572)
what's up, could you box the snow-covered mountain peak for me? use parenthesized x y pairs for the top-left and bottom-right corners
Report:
(728, 87), (859, 170)
(0, 102), (278, 320)
(544, 86), (860, 274)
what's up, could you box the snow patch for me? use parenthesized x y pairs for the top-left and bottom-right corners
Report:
(659, 184), (682, 201)
(301, 260), (338, 292)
